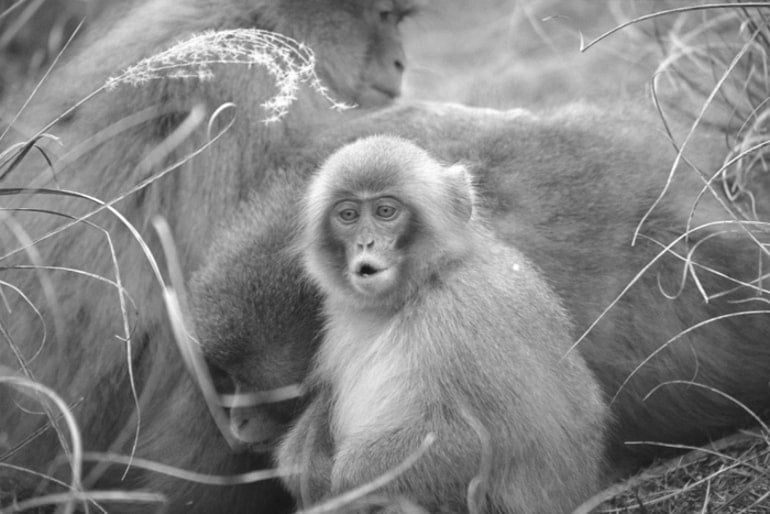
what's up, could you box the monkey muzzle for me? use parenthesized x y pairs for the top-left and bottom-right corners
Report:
(357, 262), (381, 277)
(349, 256), (396, 295)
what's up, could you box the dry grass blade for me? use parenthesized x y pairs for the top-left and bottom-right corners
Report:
(220, 384), (305, 408)
(0, 0), (31, 24)
(564, 219), (768, 360)
(0, 369), (84, 514)
(0, 208), (65, 353)
(1, 26), (348, 182)
(0, 462), (108, 514)
(581, 3), (770, 52)
(577, 6), (770, 510)
(585, 432), (770, 513)
(104, 28), (351, 123)
(0, 280), (48, 364)
(0, 17), (83, 147)
(152, 216), (237, 449)
(82, 452), (296, 486)
(0, 491), (165, 514)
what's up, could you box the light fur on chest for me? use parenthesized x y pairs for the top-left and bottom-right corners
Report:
(316, 308), (418, 443)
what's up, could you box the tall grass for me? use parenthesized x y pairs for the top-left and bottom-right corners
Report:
(0, 3), (341, 512)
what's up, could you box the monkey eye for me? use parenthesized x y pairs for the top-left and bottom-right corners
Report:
(383, 10), (409, 24)
(377, 2), (407, 25)
(338, 208), (359, 223)
(375, 204), (399, 220)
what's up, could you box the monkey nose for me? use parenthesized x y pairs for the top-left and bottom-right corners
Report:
(357, 240), (375, 251)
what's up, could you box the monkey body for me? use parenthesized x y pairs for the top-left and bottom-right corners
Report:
(279, 136), (607, 513)
(317, 244), (606, 513)
(317, 102), (770, 465)
(195, 101), (770, 509)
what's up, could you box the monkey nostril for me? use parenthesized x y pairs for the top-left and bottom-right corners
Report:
(236, 417), (250, 431)
(357, 240), (375, 250)
(394, 59), (404, 73)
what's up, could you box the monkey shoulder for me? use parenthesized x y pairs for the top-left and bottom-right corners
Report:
(450, 234), (566, 319)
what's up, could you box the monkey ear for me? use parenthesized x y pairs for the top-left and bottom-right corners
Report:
(444, 163), (475, 222)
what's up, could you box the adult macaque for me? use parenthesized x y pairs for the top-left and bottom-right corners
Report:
(0, 0), (419, 511)
(193, 100), (770, 483)
(276, 135), (607, 512)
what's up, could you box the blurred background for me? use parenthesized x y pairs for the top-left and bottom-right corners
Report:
(0, 0), (713, 107)
(2, 0), (761, 136)
(404, 0), (663, 106)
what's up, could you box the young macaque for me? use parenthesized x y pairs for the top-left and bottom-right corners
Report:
(277, 135), (608, 513)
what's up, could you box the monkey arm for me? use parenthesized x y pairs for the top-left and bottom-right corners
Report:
(329, 410), (490, 513)
(275, 384), (335, 506)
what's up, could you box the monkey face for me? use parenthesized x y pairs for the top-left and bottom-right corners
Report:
(329, 196), (410, 297)
(301, 136), (477, 309)
(277, 0), (422, 107)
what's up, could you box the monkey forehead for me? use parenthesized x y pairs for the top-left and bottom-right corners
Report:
(373, 0), (428, 13)
(313, 135), (443, 196)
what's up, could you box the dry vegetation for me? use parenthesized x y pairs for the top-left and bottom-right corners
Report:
(1, 0), (770, 512)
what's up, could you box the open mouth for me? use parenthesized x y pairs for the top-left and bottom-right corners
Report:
(357, 262), (381, 277)
(371, 84), (399, 99)
(350, 259), (395, 295)
(356, 86), (399, 108)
